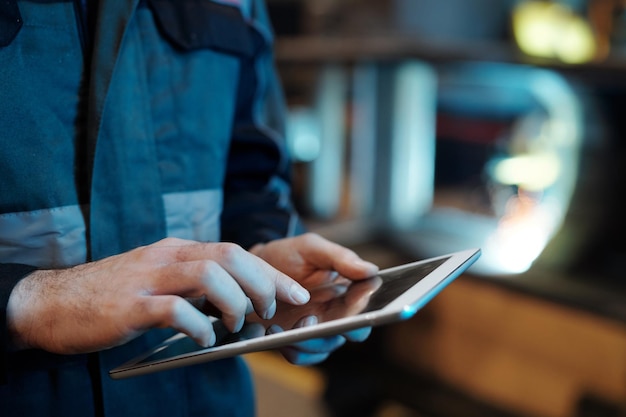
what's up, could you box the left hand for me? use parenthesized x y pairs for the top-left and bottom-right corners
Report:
(249, 233), (379, 365)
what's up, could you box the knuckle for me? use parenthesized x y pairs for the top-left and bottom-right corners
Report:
(215, 242), (244, 264)
(158, 296), (185, 325)
(171, 297), (200, 328)
(135, 237), (186, 263)
(133, 296), (151, 314)
(199, 260), (220, 279)
(158, 237), (185, 246)
(300, 232), (320, 242)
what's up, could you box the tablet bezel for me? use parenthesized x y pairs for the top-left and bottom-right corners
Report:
(109, 247), (480, 379)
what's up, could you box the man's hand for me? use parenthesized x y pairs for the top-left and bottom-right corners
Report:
(6, 238), (310, 355)
(250, 233), (379, 365)
(249, 232), (379, 289)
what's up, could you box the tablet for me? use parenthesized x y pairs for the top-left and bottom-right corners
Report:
(109, 247), (481, 379)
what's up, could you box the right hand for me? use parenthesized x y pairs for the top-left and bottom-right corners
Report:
(6, 237), (310, 355)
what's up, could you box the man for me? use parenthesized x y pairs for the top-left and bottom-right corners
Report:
(0, 0), (378, 415)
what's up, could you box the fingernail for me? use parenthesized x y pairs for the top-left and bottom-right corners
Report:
(234, 315), (245, 333)
(299, 315), (318, 328)
(266, 324), (282, 335)
(355, 259), (378, 273)
(201, 331), (216, 347)
(290, 285), (310, 304)
(263, 300), (277, 320)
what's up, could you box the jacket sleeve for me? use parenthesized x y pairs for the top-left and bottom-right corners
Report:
(0, 263), (37, 383)
(220, 0), (305, 249)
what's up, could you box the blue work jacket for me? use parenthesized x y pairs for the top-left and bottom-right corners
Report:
(0, 0), (302, 415)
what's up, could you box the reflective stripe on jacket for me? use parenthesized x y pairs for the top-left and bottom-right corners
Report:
(0, 0), (298, 268)
(0, 0), (300, 415)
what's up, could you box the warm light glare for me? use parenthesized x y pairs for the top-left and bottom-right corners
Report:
(557, 18), (596, 63)
(513, 2), (561, 58)
(459, 69), (580, 275)
(513, 0), (597, 63)
(492, 153), (561, 191)
(482, 194), (561, 274)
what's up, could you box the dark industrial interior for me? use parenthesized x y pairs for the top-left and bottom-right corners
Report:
(244, 1), (626, 417)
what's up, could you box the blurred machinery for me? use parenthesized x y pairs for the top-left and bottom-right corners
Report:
(285, 60), (585, 276)
(270, 0), (626, 277)
(264, 3), (626, 417)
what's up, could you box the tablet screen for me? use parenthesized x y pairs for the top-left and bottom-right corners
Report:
(110, 248), (482, 378)
(131, 256), (449, 364)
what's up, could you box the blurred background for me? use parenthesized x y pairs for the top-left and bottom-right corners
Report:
(244, 1), (626, 417)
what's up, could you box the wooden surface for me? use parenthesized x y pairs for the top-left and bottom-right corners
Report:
(388, 276), (626, 417)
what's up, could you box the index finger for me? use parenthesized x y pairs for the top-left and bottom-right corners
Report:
(154, 240), (311, 318)
(297, 234), (379, 280)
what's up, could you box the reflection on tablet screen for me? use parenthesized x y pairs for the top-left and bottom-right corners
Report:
(137, 256), (449, 363)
